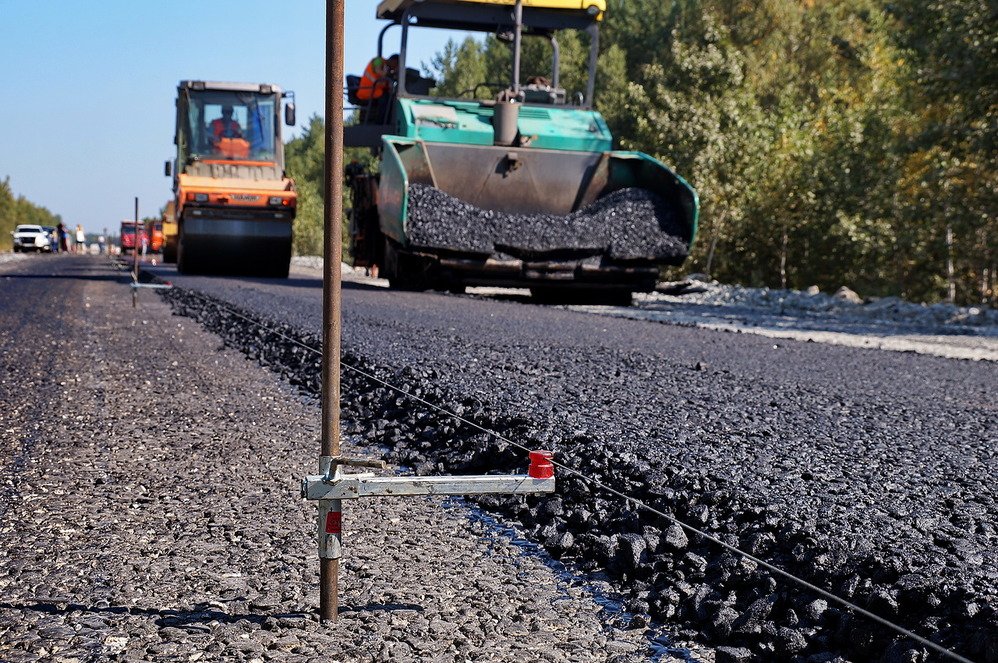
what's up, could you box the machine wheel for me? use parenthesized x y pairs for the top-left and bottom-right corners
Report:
(176, 225), (196, 274)
(588, 289), (633, 306)
(384, 238), (431, 291)
(162, 238), (177, 264)
(262, 249), (291, 278)
(530, 287), (633, 306)
(265, 262), (291, 279)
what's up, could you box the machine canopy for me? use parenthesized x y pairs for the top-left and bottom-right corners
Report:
(376, 0), (605, 24)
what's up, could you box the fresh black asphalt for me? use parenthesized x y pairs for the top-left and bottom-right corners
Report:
(149, 262), (997, 662)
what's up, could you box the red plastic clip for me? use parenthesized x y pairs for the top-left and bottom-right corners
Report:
(528, 450), (554, 479)
(325, 511), (342, 534)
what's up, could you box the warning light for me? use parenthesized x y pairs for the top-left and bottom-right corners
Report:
(528, 450), (554, 479)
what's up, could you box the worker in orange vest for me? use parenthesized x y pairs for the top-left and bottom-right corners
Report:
(356, 54), (399, 102)
(209, 106), (243, 140)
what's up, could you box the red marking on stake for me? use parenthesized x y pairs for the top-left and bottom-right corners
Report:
(325, 511), (342, 534)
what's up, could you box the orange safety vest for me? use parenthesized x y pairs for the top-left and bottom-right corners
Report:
(357, 56), (391, 101)
(210, 118), (242, 139)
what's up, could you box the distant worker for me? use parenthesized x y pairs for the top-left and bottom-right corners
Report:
(209, 105), (243, 142)
(357, 54), (399, 101)
(97, 235), (106, 254)
(75, 224), (86, 253)
(57, 222), (68, 253)
(357, 54), (398, 123)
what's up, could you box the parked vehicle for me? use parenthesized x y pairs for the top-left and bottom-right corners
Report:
(146, 220), (164, 253)
(10, 225), (52, 253)
(41, 226), (58, 252)
(120, 220), (148, 255)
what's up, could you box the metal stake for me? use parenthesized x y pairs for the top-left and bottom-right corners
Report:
(132, 197), (139, 308)
(512, 0), (523, 94)
(320, 0), (346, 623)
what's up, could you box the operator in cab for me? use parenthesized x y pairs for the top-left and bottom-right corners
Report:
(356, 54), (399, 122)
(208, 104), (249, 158)
(209, 105), (243, 142)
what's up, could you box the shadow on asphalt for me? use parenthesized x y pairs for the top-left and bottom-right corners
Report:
(339, 602), (425, 613)
(0, 599), (424, 627)
(0, 600), (277, 627)
(0, 272), (128, 283)
(474, 291), (533, 305)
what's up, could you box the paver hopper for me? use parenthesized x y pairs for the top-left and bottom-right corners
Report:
(346, 0), (698, 300)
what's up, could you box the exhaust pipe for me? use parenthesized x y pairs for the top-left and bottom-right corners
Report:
(493, 100), (520, 146)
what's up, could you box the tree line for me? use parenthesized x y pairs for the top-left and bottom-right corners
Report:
(286, 0), (995, 306)
(0, 177), (63, 251)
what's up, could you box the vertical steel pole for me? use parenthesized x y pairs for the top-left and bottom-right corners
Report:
(512, 0), (523, 94)
(132, 197), (139, 307)
(320, 0), (345, 623)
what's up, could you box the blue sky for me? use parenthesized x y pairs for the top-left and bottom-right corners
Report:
(0, 1), (460, 231)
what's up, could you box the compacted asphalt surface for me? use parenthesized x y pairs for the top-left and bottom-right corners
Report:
(0, 255), (671, 663)
(142, 259), (997, 662)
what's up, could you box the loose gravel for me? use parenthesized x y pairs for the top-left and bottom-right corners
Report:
(0, 255), (678, 662)
(0, 251), (30, 267)
(407, 185), (689, 261)
(151, 262), (998, 663)
(584, 279), (998, 362)
(650, 279), (998, 329)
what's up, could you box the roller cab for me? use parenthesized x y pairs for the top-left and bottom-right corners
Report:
(167, 81), (298, 277)
(346, 0), (698, 299)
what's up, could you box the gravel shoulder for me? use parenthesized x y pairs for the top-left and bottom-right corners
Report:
(0, 255), (687, 662)
(574, 291), (998, 362)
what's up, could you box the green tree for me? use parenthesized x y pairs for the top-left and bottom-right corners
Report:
(428, 37), (490, 99)
(395, 0), (998, 304)
(888, 0), (997, 303)
(285, 114), (326, 256)
(0, 176), (61, 251)
(284, 115), (374, 258)
(0, 177), (16, 251)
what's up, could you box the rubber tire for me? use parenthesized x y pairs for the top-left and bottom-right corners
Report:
(384, 238), (430, 291)
(176, 225), (196, 275)
(162, 238), (177, 264)
(530, 288), (633, 306)
(263, 250), (291, 278)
